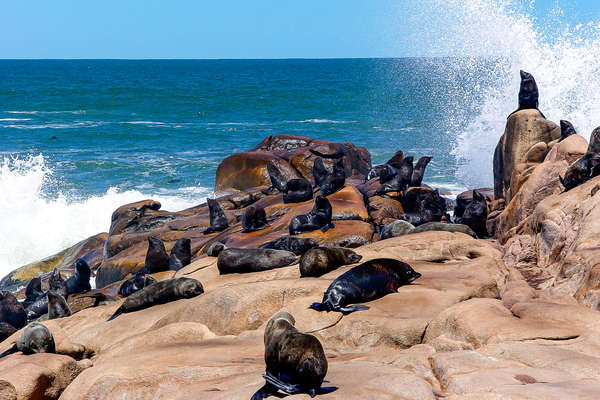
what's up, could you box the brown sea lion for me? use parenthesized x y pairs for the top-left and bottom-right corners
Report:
(283, 178), (313, 204)
(242, 204), (269, 233)
(365, 150), (404, 182)
(410, 156), (432, 187)
(65, 258), (91, 295)
(320, 158), (346, 197)
(455, 190), (488, 238)
(118, 274), (157, 297)
(168, 238), (192, 271)
(0, 322), (56, 359)
(203, 198), (229, 234)
(205, 241), (227, 257)
(310, 258), (421, 314)
(0, 290), (27, 330)
(47, 290), (72, 320)
(289, 195), (334, 235)
(144, 236), (170, 273)
(299, 247), (362, 277)
(23, 277), (44, 309)
(217, 248), (297, 274)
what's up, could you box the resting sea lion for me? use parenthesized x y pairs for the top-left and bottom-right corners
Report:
(380, 220), (415, 239)
(205, 241), (227, 257)
(0, 322), (56, 359)
(310, 258), (421, 314)
(561, 127), (600, 191)
(558, 120), (577, 143)
(108, 277), (204, 321)
(65, 258), (91, 295)
(144, 236), (170, 273)
(411, 221), (476, 238)
(47, 290), (71, 320)
(0, 291), (27, 330)
(283, 178), (313, 203)
(267, 160), (288, 193)
(411, 156), (432, 187)
(203, 198), (229, 234)
(242, 204), (269, 233)
(508, 70), (546, 119)
(118, 274), (157, 297)
(455, 190), (488, 237)
(23, 277), (44, 309)
(261, 236), (318, 256)
(320, 159), (345, 196)
(289, 195), (334, 235)
(300, 247), (362, 277)
(251, 311), (334, 400)
(217, 248), (297, 274)
(169, 238), (192, 271)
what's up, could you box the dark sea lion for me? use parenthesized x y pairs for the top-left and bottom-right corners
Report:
(411, 221), (476, 238)
(289, 195), (334, 235)
(411, 156), (432, 187)
(203, 198), (229, 234)
(169, 238), (192, 271)
(310, 258), (421, 314)
(399, 188), (447, 226)
(283, 178), (313, 204)
(561, 128), (600, 191)
(375, 156), (414, 195)
(23, 277), (44, 309)
(26, 269), (68, 321)
(217, 248), (297, 274)
(366, 150), (404, 182)
(251, 311), (334, 400)
(558, 120), (577, 143)
(0, 291), (27, 330)
(312, 157), (329, 188)
(455, 190), (488, 237)
(0, 322), (56, 359)
(118, 274), (157, 297)
(47, 290), (72, 320)
(83, 293), (120, 307)
(261, 236), (318, 256)
(300, 247), (362, 278)
(49, 268), (66, 292)
(508, 70), (546, 119)
(205, 241), (227, 257)
(320, 159), (346, 196)
(107, 277), (204, 321)
(267, 160), (288, 193)
(144, 236), (170, 273)
(65, 258), (91, 295)
(242, 204), (269, 233)
(0, 322), (17, 342)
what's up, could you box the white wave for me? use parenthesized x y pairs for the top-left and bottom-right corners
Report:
(121, 121), (167, 125)
(0, 155), (210, 276)
(5, 110), (86, 115)
(285, 119), (356, 124)
(0, 118), (32, 122)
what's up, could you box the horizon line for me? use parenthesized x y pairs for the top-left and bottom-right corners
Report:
(0, 56), (487, 61)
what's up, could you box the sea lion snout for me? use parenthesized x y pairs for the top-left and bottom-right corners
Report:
(348, 254), (362, 264)
(408, 271), (422, 283)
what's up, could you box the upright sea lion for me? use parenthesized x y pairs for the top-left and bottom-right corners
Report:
(143, 236), (170, 274)
(508, 70), (546, 119)
(320, 159), (346, 196)
(23, 277), (44, 309)
(375, 156), (414, 196)
(251, 311), (334, 400)
(289, 195), (334, 235)
(108, 277), (204, 321)
(47, 290), (72, 320)
(283, 178), (313, 203)
(118, 274), (157, 297)
(65, 258), (91, 295)
(561, 127), (600, 191)
(242, 204), (269, 233)
(300, 247), (362, 277)
(0, 322), (55, 359)
(312, 157), (329, 188)
(310, 258), (421, 314)
(558, 120), (577, 143)
(411, 221), (476, 238)
(169, 238), (192, 271)
(25, 269), (68, 321)
(203, 198), (229, 234)
(261, 236), (318, 256)
(205, 241), (227, 257)
(455, 190), (488, 237)
(267, 160), (288, 193)
(0, 291), (26, 330)
(217, 248), (297, 274)
(365, 150), (404, 182)
(411, 156), (432, 187)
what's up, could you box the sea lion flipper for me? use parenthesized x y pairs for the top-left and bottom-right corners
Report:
(338, 304), (370, 314)
(0, 344), (18, 359)
(262, 372), (302, 395)
(308, 302), (328, 311)
(320, 225), (330, 233)
(107, 308), (123, 322)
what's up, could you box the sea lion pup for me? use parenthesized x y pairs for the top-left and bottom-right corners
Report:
(47, 290), (72, 320)
(283, 178), (313, 204)
(251, 311), (333, 400)
(205, 241), (227, 257)
(118, 274), (157, 297)
(65, 258), (91, 295)
(375, 156), (414, 196)
(82, 293), (120, 307)
(558, 120), (577, 143)
(508, 70), (546, 119)
(411, 221), (476, 238)
(168, 238), (192, 271)
(309, 258), (421, 314)
(267, 160), (288, 193)
(0, 322), (56, 359)
(23, 277), (44, 309)
(242, 204), (270, 233)
(300, 247), (362, 278)
(0, 291), (27, 330)
(217, 248), (298, 274)
(411, 156), (432, 187)
(312, 157), (329, 188)
(107, 277), (204, 321)
(561, 127), (600, 191)
(289, 195), (334, 235)
(320, 158), (346, 197)
(261, 236), (318, 256)
(203, 198), (229, 234)
(455, 190), (488, 238)
(366, 150), (404, 182)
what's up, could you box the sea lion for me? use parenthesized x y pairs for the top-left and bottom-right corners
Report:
(411, 156), (432, 187)
(118, 274), (157, 297)
(283, 178), (313, 204)
(508, 70), (546, 119)
(261, 236), (318, 256)
(455, 190), (488, 237)
(169, 238), (192, 271)
(310, 258), (421, 314)
(312, 157), (329, 188)
(0, 322), (56, 359)
(558, 120), (577, 143)
(251, 311), (334, 399)
(561, 127), (600, 191)
(47, 290), (72, 320)
(65, 258), (91, 295)
(399, 187), (448, 226)
(411, 221), (476, 238)
(83, 293), (120, 307)
(379, 219), (415, 239)
(300, 247), (362, 277)
(23, 277), (44, 309)
(289, 195), (334, 235)
(203, 198), (229, 234)
(375, 156), (414, 195)
(142, 236), (170, 274)
(26, 269), (68, 321)
(0, 322), (16, 342)
(267, 160), (288, 193)
(242, 204), (269, 233)
(205, 241), (227, 257)
(320, 158), (346, 196)
(0, 291), (26, 330)
(107, 277), (204, 321)
(365, 150), (404, 182)
(217, 248), (297, 274)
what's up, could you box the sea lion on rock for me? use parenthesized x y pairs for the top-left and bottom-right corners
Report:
(0, 291), (27, 330)
(144, 236), (170, 273)
(380, 219), (415, 239)
(65, 258), (91, 295)
(455, 190), (488, 237)
(47, 290), (71, 320)
(558, 120), (577, 143)
(23, 277), (44, 309)
(400, 187), (447, 226)
(312, 157), (329, 188)
(25, 269), (68, 321)
(168, 238), (192, 271)
(508, 70), (546, 119)
(283, 178), (313, 204)
(118, 274), (157, 297)
(242, 204), (269, 233)
(376, 156), (414, 195)
(108, 277), (204, 321)
(205, 241), (227, 257)
(0, 322), (56, 359)
(300, 247), (362, 277)
(320, 159), (345, 196)
(561, 127), (600, 191)
(267, 160), (288, 193)
(261, 236), (318, 256)
(217, 248), (297, 274)
(365, 150), (404, 182)
(310, 258), (421, 314)
(289, 195), (334, 235)
(411, 221), (476, 238)
(411, 156), (432, 187)
(203, 198), (229, 234)
(251, 311), (334, 400)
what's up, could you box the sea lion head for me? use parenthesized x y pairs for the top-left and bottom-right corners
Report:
(518, 70), (539, 108)
(342, 249), (362, 264)
(386, 150), (404, 168)
(17, 322), (55, 355)
(559, 120), (577, 142)
(75, 258), (91, 278)
(313, 195), (330, 213)
(205, 241), (227, 257)
(175, 278), (204, 298)
(391, 260), (422, 283)
(265, 311), (296, 342)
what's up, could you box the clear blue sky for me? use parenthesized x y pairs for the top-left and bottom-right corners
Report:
(1, 0), (599, 59)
